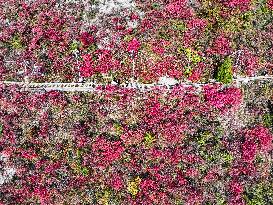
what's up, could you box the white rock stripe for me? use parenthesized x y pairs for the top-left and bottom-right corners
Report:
(0, 154), (16, 186)
(0, 75), (272, 92)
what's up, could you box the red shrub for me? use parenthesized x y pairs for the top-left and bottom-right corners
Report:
(242, 139), (257, 162)
(245, 126), (273, 151)
(203, 84), (242, 112)
(127, 38), (141, 54)
(80, 32), (95, 47)
(268, 0), (273, 9)
(165, 0), (194, 19)
(80, 54), (95, 77)
(206, 35), (232, 56)
(222, 0), (252, 11)
(91, 137), (125, 169)
(229, 180), (244, 195)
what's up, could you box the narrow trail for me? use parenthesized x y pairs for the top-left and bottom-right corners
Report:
(1, 75), (273, 92)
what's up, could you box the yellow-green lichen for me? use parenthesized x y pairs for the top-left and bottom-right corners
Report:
(144, 132), (155, 146)
(215, 56), (233, 84)
(127, 176), (141, 198)
(9, 34), (24, 49)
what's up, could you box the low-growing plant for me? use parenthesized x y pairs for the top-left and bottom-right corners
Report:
(127, 176), (141, 198)
(197, 131), (212, 146)
(9, 34), (24, 50)
(0, 124), (2, 136)
(151, 2), (160, 10)
(184, 48), (202, 64)
(157, 26), (171, 40)
(69, 40), (80, 53)
(215, 56), (233, 84)
(96, 189), (111, 205)
(144, 132), (155, 146)
(263, 113), (273, 128)
(221, 151), (234, 164)
(123, 34), (134, 42)
(243, 182), (273, 205)
(171, 20), (187, 32)
(114, 122), (123, 136)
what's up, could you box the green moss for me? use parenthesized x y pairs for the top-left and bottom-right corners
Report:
(215, 57), (233, 84)
(80, 167), (89, 176)
(96, 189), (111, 205)
(255, 154), (264, 163)
(176, 47), (204, 77)
(114, 123), (123, 136)
(151, 2), (160, 9)
(180, 47), (204, 65)
(66, 148), (89, 176)
(262, 113), (273, 128)
(198, 130), (226, 163)
(171, 20), (187, 32)
(184, 66), (193, 77)
(9, 34), (23, 49)
(69, 40), (79, 52)
(243, 182), (273, 205)
(0, 124), (2, 136)
(197, 131), (212, 146)
(221, 17), (241, 33)
(123, 34), (134, 42)
(216, 195), (227, 205)
(221, 152), (234, 163)
(157, 26), (171, 40)
(177, 46), (184, 55)
(87, 43), (98, 53)
(174, 199), (184, 205)
(122, 152), (131, 162)
(144, 132), (155, 146)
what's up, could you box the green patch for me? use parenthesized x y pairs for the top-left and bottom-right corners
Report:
(198, 130), (224, 163)
(9, 34), (24, 50)
(241, 11), (254, 29)
(197, 131), (212, 146)
(174, 199), (185, 205)
(80, 167), (89, 176)
(157, 26), (171, 40)
(0, 124), (2, 136)
(241, 11), (253, 21)
(221, 152), (234, 164)
(122, 152), (131, 162)
(80, 105), (89, 116)
(96, 189), (111, 205)
(184, 48), (202, 64)
(215, 57), (233, 84)
(177, 46), (184, 55)
(127, 176), (141, 198)
(178, 47), (203, 64)
(114, 123), (123, 136)
(69, 40), (80, 53)
(67, 148), (89, 176)
(144, 132), (155, 146)
(90, 0), (100, 4)
(151, 2), (160, 10)
(262, 113), (273, 128)
(220, 16), (241, 33)
(216, 193), (227, 205)
(123, 34), (134, 42)
(171, 20), (187, 32)
(199, 165), (207, 175)
(87, 43), (98, 53)
(243, 182), (273, 205)
(255, 154), (265, 164)
(184, 66), (193, 77)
